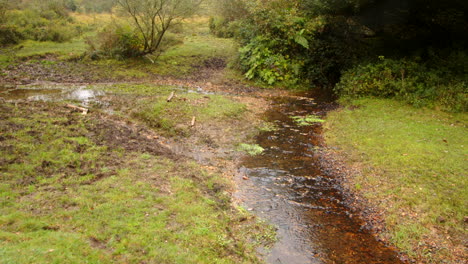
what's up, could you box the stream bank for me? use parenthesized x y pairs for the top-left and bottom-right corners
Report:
(235, 91), (406, 263)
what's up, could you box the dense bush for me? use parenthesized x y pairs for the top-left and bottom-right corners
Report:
(1, 3), (79, 44)
(214, 0), (366, 87)
(209, 17), (237, 38)
(238, 36), (305, 85)
(87, 24), (143, 59)
(213, 0), (467, 107)
(209, 0), (247, 38)
(87, 23), (183, 59)
(0, 25), (23, 46)
(234, 2), (320, 86)
(336, 56), (467, 112)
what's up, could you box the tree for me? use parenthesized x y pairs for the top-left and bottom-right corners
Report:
(115, 0), (202, 56)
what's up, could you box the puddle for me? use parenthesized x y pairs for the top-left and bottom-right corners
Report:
(0, 84), (105, 107)
(236, 93), (404, 263)
(0, 88), (63, 100)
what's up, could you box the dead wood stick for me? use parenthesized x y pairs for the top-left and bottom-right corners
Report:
(66, 104), (88, 115)
(190, 116), (196, 127)
(145, 55), (155, 64)
(167, 91), (175, 102)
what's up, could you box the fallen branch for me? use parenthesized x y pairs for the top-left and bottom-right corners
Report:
(167, 91), (175, 102)
(66, 104), (88, 115)
(190, 116), (196, 127)
(145, 55), (155, 64)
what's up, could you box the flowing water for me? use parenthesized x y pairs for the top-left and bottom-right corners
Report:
(235, 92), (404, 264)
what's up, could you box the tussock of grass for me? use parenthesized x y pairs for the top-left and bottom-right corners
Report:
(237, 143), (265, 156)
(292, 115), (325, 126)
(324, 98), (467, 261)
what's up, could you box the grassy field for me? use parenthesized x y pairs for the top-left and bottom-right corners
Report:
(0, 15), (238, 83)
(324, 98), (467, 262)
(0, 11), (275, 262)
(0, 86), (274, 263)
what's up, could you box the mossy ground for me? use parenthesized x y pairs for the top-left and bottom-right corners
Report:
(0, 93), (274, 263)
(0, 12), (276, 263)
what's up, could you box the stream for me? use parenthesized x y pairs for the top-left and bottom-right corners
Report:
(235, 92), (404, 264)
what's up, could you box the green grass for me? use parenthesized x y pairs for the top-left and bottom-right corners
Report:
(85, 16), (236, 79)
(107, 17), (237, 78)
(101, 83), (246, 137)
(237, 144), (265, 156)
(154, 35), (236, 77)
(292, 115), (325, 126)
(1, 16), (237, 81)
(0, 102), (272, 263)
(13, 38), (88, 59)
(324, 98), (467, 261)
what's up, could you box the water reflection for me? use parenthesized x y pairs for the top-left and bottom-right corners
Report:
(0, 85), (104, 107)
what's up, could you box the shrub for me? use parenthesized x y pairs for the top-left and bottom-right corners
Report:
(238, 36), (303, 85)
(0, 25), (23, 46)
(87, 23), (143, 59)
(336, 57), (467, 112)
(234, 3), (318, 86)
(4, 8), (78, 43)
(230, 1), (365, 87)
(209, 0), (248, 38)
(87, 22), (184, 60)
(209, 17), (236, 38)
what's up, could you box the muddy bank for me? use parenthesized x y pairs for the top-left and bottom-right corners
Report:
(317, 148), (414, 263)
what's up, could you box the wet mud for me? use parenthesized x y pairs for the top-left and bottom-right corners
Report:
(235, 92), (404, 264)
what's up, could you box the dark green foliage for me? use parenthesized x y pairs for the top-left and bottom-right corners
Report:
(214, 0), (467, 112)
(238, 36), (304, 85)
(1, 1), (79, 43)
(87, 24), (143, 59)
(79, 0), (115, 13)
(303, 15), (368, 86)
(0, 25), (23, 46)
(233, 1), (316, 86)
(336, 56), (467, 112)
(208, 0), (248, 37)
(86, 23), (184, 59)
(209, 17), (237, 38)
(227, 0), (367, 87)
(355, 0), (468, 52)
(64, 0), (77, 12)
